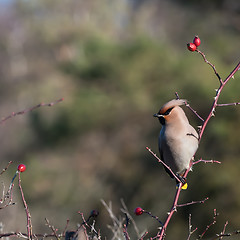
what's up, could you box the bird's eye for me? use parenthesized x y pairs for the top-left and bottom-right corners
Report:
(164, 107), (174, 115)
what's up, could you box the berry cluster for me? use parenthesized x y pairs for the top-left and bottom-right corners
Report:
(187, 36), (201, 52)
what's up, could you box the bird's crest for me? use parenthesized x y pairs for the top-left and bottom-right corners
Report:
(159, 99), (187, 114)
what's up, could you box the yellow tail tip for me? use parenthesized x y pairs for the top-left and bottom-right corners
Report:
(176, 182), (188, 190)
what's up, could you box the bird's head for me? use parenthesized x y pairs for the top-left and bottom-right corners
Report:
(153, 99), (187, 125)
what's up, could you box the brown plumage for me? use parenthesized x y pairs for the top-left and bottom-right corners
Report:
(154, 99), (199, 180)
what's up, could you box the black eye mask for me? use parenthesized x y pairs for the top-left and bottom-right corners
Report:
(163, 107), (174, 115)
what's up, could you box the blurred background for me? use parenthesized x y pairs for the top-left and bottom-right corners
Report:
(0, 0), (239, 239)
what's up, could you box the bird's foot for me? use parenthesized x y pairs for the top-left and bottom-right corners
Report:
(176, 174), (188, 190)
(176, 173), (186, 184)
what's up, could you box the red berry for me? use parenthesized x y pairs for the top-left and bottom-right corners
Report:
(134, 207), (143, 216)
(18, 164), (26, 172)
(193, 36), (201, 47)
(187, 43), (197, 52)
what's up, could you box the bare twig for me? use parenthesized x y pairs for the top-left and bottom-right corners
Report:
(143, 211), (164, 227)
(0, 182), (15, 209)
(0, 98), (64, 125)
(187, 214), (198, 240)
(18, 172), (33, 240)
(198, 61), (240, 142)
(0, 161), (13, 176)
(210, 230), (240, 240)
(198, 209), (218, 239)
(175, 92), (205, 122)
(120, 199), (141, 238)
(185, 102), (205, 122)
(123, 223), (130, 240)
(62, 219), (70, 237)
(139, 231), (148, 240)
(193, 158), (221, 165)
(196, 49), (223, 84)
(175, 92), (180, 99)
(45, 218), (60, 240)
(77, 211), (99, 238)
(0, 232), (64, 239)
(0, 162), (15, 209)
(177, 197), (209, 208)
(157, 185), (181, 239)
(146, 147), (182, 184)
(217, 102), (240, 107)
(219, 221), (228, 240)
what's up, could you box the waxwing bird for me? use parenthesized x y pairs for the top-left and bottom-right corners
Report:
(154, 99), (199, 184)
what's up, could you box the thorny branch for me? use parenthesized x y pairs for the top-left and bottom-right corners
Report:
(149, 48), (240, 239)
(217, 102), (240, 107)
(176, 197), (209, 208)
(146, 147), (183, 184)
(198, 61), (240, 142)
(193, 158), (221, 165)
(196, 49), (223, 84)
(175, 91), (205, 122)
(18, 172), (33, 240)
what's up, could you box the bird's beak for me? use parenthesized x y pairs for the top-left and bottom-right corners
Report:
(153, 113), (162, 118)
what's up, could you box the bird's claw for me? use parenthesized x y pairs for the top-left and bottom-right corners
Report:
(176, 174), (186, 184)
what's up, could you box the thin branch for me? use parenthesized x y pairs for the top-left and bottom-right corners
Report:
(0, 161), (13, 176)
(175, 92), (180, 99)
(0, 162), (15, 209)
(144, 210), (164, 227)
(219, 221), (228, 240)
(45, 218), (60, 240)
(196, 49), (223, 84)
(175, 92), (204, 122)
(198, 61), (240, 142)
(157, 187), (182, 239)
(185, 102), (205, 122)
(0, 182), (15, 209)
(2, 170), (18, 206)
(198, 209), (218, 239)
(217, 102), (240, 107)
(77, 211), (99, 238)
(187, 214), (198, 240)
(210, 230), (240, 240)
(120, 198), (141, 238)
(146, 147), (182, 184)
(0, 98), (64, 125)
(18, 172), (33, 240)
(193, 158), (221, 165)
(123, 223), (130, 240)
(0, 232), (64, 239)
(62, 219), (70, 237)
(177, 197), (209, 208)
(139, 231), (148, 240)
